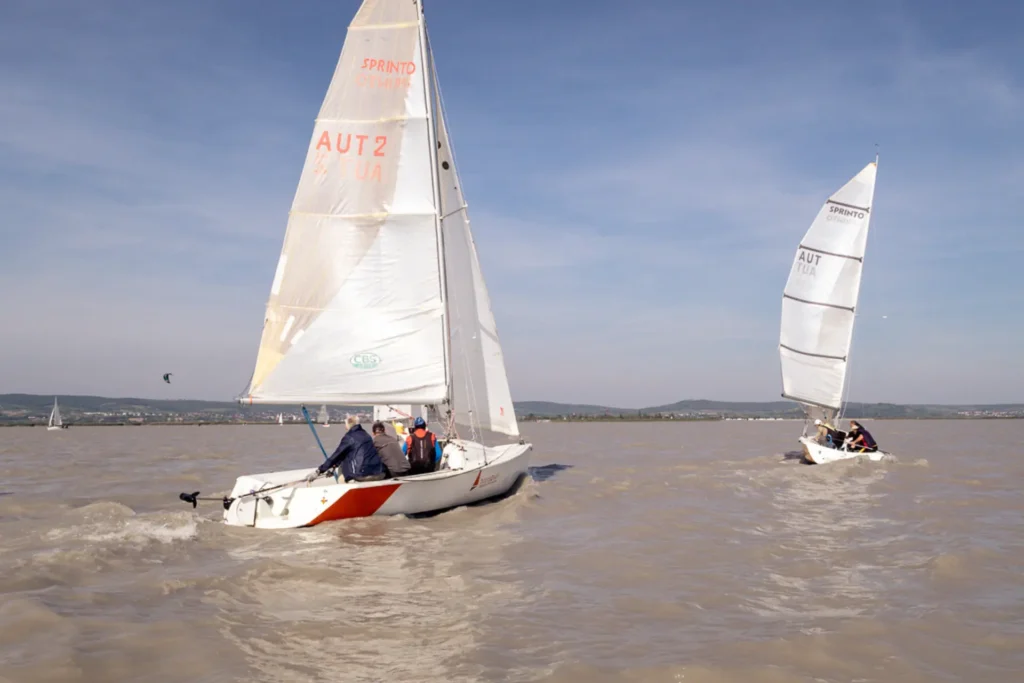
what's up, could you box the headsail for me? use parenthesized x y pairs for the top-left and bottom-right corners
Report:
(780, 161), (878, 414)
(243, 0), (446, 405)
(429, 49), (519, 438)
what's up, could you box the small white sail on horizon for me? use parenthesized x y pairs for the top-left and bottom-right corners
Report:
(48, 397), (63, 431)
(317, 404), (329, 427)
(372, 404), (425, 423)
(277, 413), (284, 426)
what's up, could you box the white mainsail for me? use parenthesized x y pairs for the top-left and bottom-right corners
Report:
(277, 413), (284, 425)
(780, 160), (878, 417)
(240, 0), (519, 441)
(318, 404), (329, 426)
(48, 397), (63, 428)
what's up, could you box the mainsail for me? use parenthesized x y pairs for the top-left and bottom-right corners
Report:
(318, 405), (329, 425)
(49, 398), (62, 428)
(241, 0), (519, 440)
(780, 161), (878, 416)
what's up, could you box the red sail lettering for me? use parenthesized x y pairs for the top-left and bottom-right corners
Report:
(336, 133), (351, 154)
(315, 131), (331, 152)
(374, 136), (387, 157)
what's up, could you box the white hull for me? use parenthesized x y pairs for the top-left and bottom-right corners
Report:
(47, 426), (61, 431)
(223, 440), (532, 529)
(800, 436), (887, 464)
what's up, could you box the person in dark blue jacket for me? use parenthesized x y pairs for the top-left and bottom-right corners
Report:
(306, 415), (385, 483)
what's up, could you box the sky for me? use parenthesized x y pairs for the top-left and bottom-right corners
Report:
(1, 0), (1022, 407)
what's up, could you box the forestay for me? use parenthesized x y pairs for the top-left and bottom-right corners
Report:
(780, 161), (877, 412)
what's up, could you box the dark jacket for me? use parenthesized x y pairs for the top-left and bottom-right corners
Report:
(373, 432), (410, 477)
(851, 425), (877, 449)
(318, 424), (384, 481)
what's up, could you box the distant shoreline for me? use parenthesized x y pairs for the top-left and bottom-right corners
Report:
(3, 415), (1022, 428)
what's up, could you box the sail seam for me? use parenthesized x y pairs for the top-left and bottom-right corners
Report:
(781, 392), (841, 412)
(347, 22), (420, 31)
(826, 199), (870, 213)
(288, 211), (437, 219)
(783, 293), (855, 312)
(797, 244), (863, 262)
(780, 343), (847, 362)
(315, 115), (425, 124)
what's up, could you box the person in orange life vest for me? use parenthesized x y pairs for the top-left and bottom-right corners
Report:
(402, 416), (442, 475)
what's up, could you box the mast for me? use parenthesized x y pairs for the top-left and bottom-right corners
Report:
(417, 0), (454, 422)
(837, 152), (879, 420)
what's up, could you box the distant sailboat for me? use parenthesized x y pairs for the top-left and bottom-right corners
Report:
(779, 157), (889, 464)
(373, 404), (424, 423)
(47, 397), (63, 431)
(202, 0), (530, 529)
(277, 413), (284, 426)
(318, 404), (329, 428)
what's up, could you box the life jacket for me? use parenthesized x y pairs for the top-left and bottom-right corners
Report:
(857, 427), (877, 448)
(406, 428), (436, 474)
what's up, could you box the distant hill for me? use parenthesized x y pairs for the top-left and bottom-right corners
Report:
(1, 394), (1022, 425)
(513, 401), (636, 416)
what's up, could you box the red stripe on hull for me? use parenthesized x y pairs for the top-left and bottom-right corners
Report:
(306, 483), (401, 526)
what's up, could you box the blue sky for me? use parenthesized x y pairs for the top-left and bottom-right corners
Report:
(1, 0), (1022, 406)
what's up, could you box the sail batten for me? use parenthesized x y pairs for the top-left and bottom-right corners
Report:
(779, 161), (877, 413)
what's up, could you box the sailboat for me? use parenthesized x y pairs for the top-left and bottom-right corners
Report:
(779, 158), (890, 464)
(219, 0), (532, 528)
(318, 404), (329, 428)
(277, 413), (284, 426)
(373, 404), (425, 424)
(47, 397), (63, 431)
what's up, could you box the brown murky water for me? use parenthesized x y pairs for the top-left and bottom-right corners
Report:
(1, 420), (1022, 682)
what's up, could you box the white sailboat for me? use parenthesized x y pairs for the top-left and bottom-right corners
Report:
(779, 158), (889, 464)
(222, 0), (531, 528)
(277, 413), (284, 426)
(47, 397), (63, 431)
(373, 404), (425, 422)
(317, 404), (329, 428)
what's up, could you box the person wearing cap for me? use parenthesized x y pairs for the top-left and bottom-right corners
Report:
(845, 420), (878, 453)
(402, 416), (442, 475)
(813, 418), (841, 447)
(372, 421), (410, 478)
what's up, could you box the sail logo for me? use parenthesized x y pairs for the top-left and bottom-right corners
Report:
(356, 58), (416, 90)
(360, 58), (416, 75)
(826, 205), (866, 224)
(350, 352), (381, 370)
(796, 250), (820, 277)
(471, 471), (499, 491)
